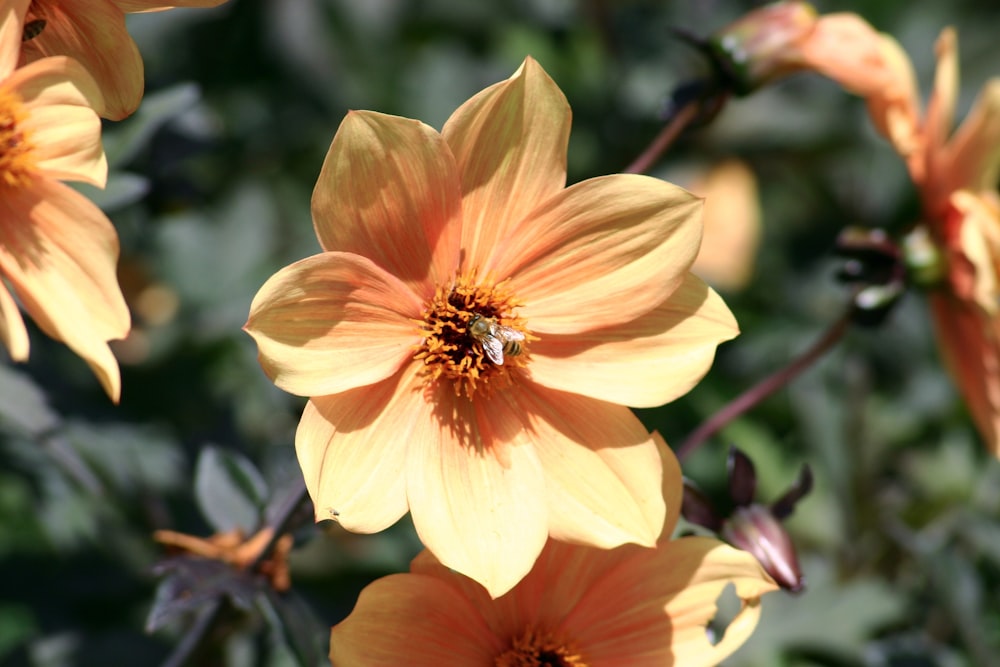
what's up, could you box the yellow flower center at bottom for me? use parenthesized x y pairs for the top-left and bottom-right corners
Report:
(0, 87), (36, 189)
(494, 627), (588, 667)
(414, 274), (530, 399)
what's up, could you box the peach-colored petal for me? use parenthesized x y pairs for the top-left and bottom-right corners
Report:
(5, 56), (105, 186)
(295, 366), (420, 534)
(329, 573), (499, 667)
(19, 0), (141, 120)
(499, 174), (702, 334)
(0, 0), (30, 77)
(942, 80), (1000, 197)
(929, 293), (1000, 456)
(311, 111), (462, 297)
(406, 386), (549, 599)
(655, 431), (683, 541)
(0, 280), (29, 361)
(0, 178), (128, 400)
(513, 382), (665, 549)
(568, 537), (777, 667)
(528, 273), (737, 407)
(113, 0), (228, 11)
(244, 252), (422, 398)
(442, 57), (570, 271)
(690, 160), (761, 291)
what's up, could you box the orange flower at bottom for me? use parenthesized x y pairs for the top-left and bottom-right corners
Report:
(329, 439), (778, 667)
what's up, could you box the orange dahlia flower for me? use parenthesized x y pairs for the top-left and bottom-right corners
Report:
(329, 438), (778, 666)
(245, 58), (738, 597)
(0, 1), (129, 401)
(18, 0), (228, 120)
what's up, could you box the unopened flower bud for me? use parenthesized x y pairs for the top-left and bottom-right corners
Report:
(707, 1), (819, 95)
(722, 504), (805, 592)
(902, 225), (946, 288)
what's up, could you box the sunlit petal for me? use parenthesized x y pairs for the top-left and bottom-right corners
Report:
(0, 0), (30, 77)
(245, 252), (422, 397)
(0, 280), (28, 361)
(443, 57), (570, 271)
(529, 273), (737, 407)
(312, 111), (462, 296)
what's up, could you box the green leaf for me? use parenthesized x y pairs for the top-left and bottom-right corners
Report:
(194, 447), (269, 533)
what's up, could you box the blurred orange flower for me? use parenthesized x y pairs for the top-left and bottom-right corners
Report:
(18, 0), (228, 120)
(329, 438), (778, 667)
(245, 58), (738, 597)
(0, 1), (129, 401)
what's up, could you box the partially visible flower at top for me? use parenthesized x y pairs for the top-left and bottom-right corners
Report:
(688, 159), (761, 292)
(683, 447), (812, 592)
(812, 24), (1000, 455)
(155, 526), (294, 592)
(18, 0), (229, 120)
(245, 58), (739, 597)
(0, 0), (129, 401)
(329, 437), (778, 667)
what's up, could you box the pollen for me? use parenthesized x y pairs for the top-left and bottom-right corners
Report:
(414, 273), (531, 399)
(0, 88), (36, 189)
(494, 627), (588, 667)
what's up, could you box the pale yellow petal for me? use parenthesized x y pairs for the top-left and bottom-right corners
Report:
(528, 273), (738, 407)
(0, 0), (30, 77)
(0, 280), (28, 361)
(244, 252), (422, 398)
(654, 431), (683, 540)
(18, 0), (137, 120)
(329, 573), (499, 666)
(514, 382), (665, 549)
(500, 174), (702, 334)
(312, 111), (462, 297)
(443, 57), (570, 271)
(942, 80), (1000, 196)
(0, 179), (128, 400)
(406, 386), (548, 599)
(6, 56), (105, 186)
(296, 366), (420, 534)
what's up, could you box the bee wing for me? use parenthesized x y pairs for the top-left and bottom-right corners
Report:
(481, 336), (506, 365)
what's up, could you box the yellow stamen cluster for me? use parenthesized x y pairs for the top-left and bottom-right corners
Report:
(494, 627), (588, 667)
(0, 88), (36, 189)
(414, 273), (530, 399)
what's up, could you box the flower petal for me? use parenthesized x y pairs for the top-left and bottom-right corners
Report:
(528, 273), (737, 407)
(513, 382), (665, 549)
(244, 252), (422, 397)
(6, 56), (105, 186)
(19, 0), (140, 120)
(942, 79), (1000, 197)
(311, 111), (462, 297)
(929, 293), (1000, 457)
(567, 537), (777, 667)
(0, 0), (30, 77)
(442, 57), (570, 271)
(0, 178), (128, 400)
(295, 366), (419, 534)
(501, 175), (703, 334)
(113, 0), (228, 11)
(329, 573), (499, 667)
(407, 386), (549, 599)
(655, 431), (683, 540)
(0, 281), (28, 361)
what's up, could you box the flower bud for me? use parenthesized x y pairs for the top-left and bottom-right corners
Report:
(722, 504), (805, 592)
(707, 1), (819, 95)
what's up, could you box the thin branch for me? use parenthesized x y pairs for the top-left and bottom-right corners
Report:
(623, 101), (699, 175)
(677, 307), (854, 460)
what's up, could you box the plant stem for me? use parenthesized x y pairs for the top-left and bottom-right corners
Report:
(623, 101), (699, 175)
(677, 307), (854, 460)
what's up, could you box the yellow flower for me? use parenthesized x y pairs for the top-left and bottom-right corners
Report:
(329, 438), (778, 667)
(245, 58), (738, 597)
(18, 0), (228, 120)
(0, 1), (129, 401)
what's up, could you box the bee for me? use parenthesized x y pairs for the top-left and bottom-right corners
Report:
(468, 314), (525, 365)
(22, 19), (46, 42)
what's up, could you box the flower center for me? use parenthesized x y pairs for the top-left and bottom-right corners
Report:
(0, 88), (36, 189)
(494, 627), (588, 667)
(414, 273), (530, 399)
